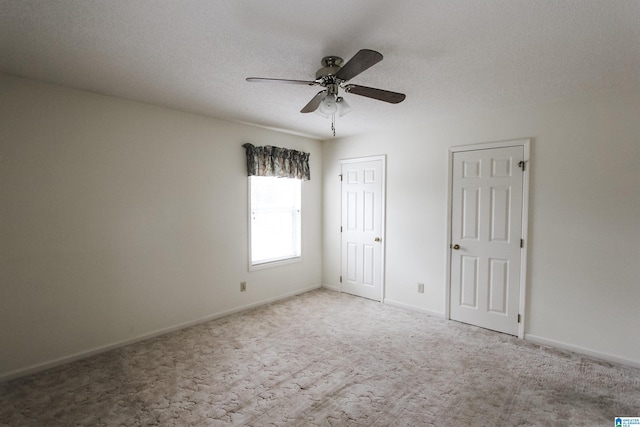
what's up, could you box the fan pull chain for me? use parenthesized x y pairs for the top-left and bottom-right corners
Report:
(331, 114), (336, 137)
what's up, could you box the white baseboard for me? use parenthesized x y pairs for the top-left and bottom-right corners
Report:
(321, 283), (340, 292)
(524, 334), (640, 369)
(383, 298), (445, 318)
(0, 284), (322, 384)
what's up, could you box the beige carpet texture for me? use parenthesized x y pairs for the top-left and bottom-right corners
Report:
(1, 289), (639, 426)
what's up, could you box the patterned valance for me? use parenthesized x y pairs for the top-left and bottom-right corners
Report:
(242, 143), (310, 180)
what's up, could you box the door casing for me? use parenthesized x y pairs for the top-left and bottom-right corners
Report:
(445, 139), (530, 338)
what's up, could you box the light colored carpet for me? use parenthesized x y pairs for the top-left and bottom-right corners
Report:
(1, 288), (638, 426)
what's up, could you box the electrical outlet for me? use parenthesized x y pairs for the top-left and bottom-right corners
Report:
(417, 283), (425, 293)
(240, 281), (247, 292)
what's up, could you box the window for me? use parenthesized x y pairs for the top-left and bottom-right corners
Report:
(242, 142), (309, 269)
(249, 176), (301, 268)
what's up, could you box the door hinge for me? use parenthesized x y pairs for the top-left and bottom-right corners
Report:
(520, 239), (524, 248)
(518, 160), (526, 171)
(340, 226), (343, 232)
(339, 275), (342, 283)
(339, 174), (343, 181)
(517, 314), (522, 323)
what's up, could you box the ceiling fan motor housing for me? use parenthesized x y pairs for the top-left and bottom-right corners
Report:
(316, 56), (343, 79)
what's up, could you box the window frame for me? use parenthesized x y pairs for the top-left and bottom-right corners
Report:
(247, 176), (302, 271)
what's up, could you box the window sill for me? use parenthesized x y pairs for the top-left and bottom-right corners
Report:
(249, 256), (302, 271)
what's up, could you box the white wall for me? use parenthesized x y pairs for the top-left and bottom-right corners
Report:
(322, 90), (640, 366)
(0, 74), (323, 380)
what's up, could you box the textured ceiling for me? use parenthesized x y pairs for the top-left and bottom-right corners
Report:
(2, 0), (639, 139)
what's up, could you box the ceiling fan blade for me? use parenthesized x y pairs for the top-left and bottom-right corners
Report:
(344, 84), (406, 104)
(246, 77), (317, 86)
(301, 90), (327, 113)
(334, 49), (383, 81)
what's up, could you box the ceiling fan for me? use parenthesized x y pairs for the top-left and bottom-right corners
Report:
(246, 49), (406, 136)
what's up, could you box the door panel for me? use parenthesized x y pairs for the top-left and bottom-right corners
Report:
(462, 187), (480, 239)
(450, 146), (523, 335)
(346, 243), (358, 282)
(488, 258), (508, 313)
(364, 191), (375, 231)
(363, 244), (375, 285)
(341, 158), (384, 301)
(490, 187), (510, 242)
(460, 256), (479, 307)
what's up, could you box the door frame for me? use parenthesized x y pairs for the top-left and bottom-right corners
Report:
(340, 155), (387, 302)
(445, 139), (530, 338)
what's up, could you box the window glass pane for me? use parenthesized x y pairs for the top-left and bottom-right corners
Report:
(250, 176), (301, 265)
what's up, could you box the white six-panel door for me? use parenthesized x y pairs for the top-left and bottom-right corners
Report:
(341, 157), (385, 301)
(450, 145), (524, 335)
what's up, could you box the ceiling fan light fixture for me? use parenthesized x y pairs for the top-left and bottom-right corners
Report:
(336, 96), (351, 117)
(316, 93), (338, 118)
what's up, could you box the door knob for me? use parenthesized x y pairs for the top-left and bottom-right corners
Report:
(452, 244), (460, 250)
(375, 237), (381, 242)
